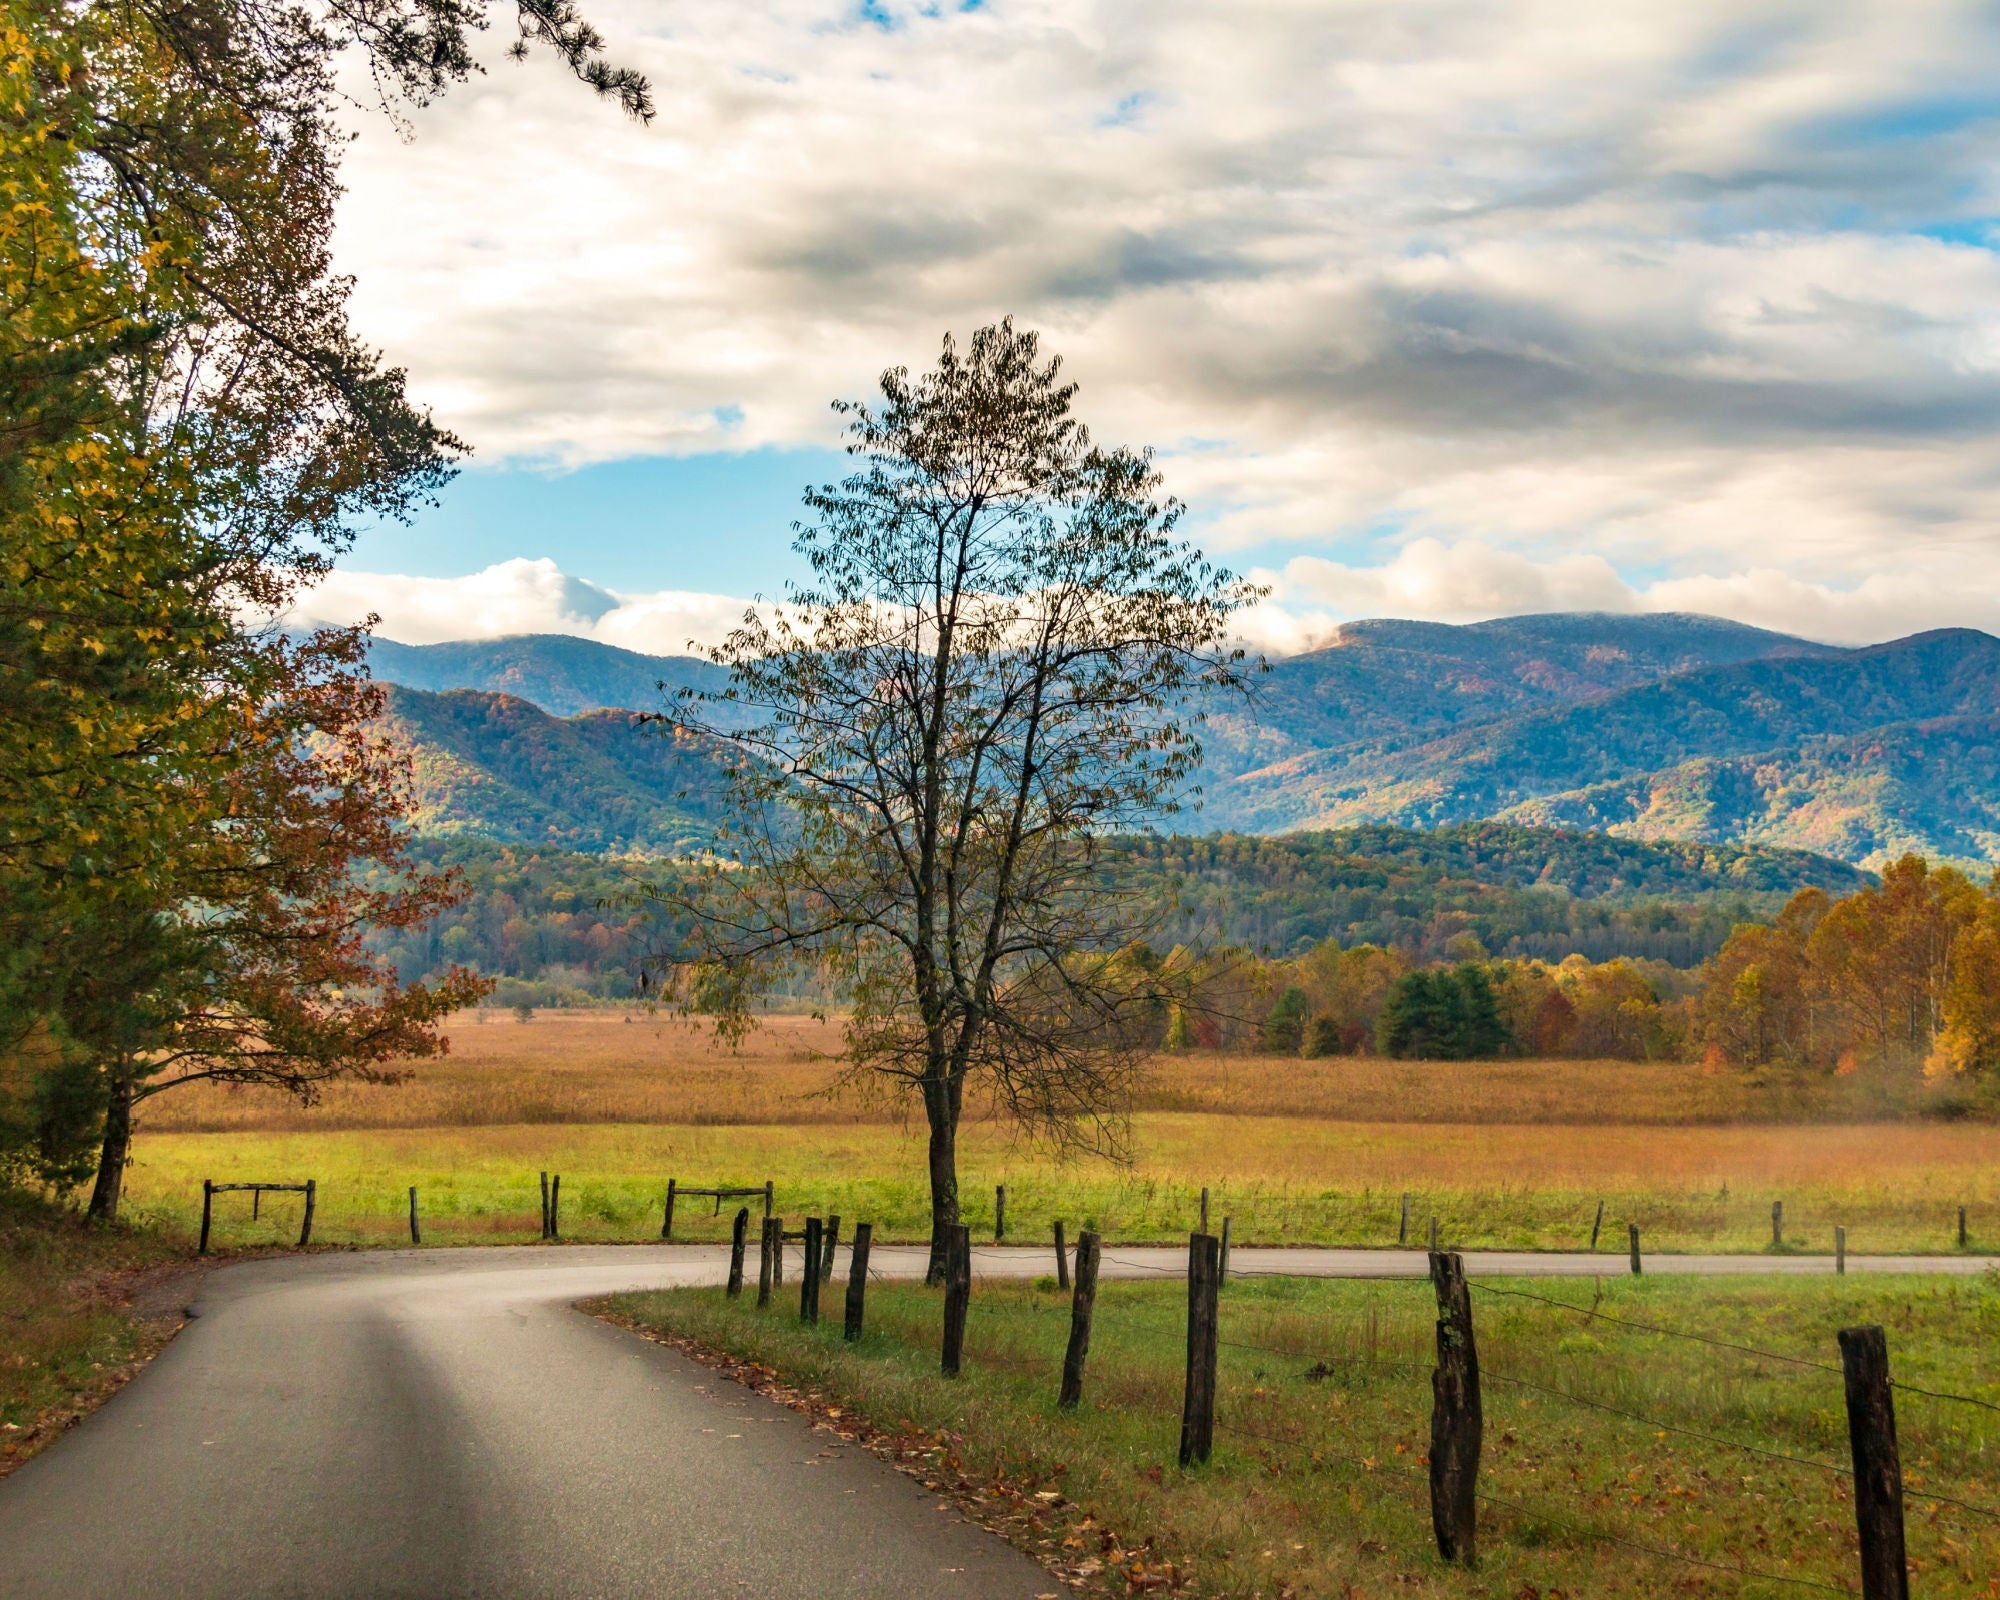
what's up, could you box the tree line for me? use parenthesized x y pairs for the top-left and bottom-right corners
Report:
(1172, 853), (1999, 1078)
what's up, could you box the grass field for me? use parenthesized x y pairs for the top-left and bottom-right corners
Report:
(610, 1271), (2000, 1598)
(115, 1015), (2000, 1255)
(138, 1012), (1961, 1133)
(0, 1193), (183, 1472)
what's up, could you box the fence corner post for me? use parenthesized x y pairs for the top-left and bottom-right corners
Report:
(1427, 1249), (1481, 1566)
(298, 1179), (316, 1248)
(1838, 1324), (1909, 1600)
(844, 1222), (873, 1341)
(663, 1178), (677, 1241)
(1179, 1231), (1219, 1466)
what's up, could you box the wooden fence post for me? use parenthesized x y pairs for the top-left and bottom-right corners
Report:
(764, 1181), (774, 1219)
(801, 1218), (823, 1323)
(1059, 1231), (1101, 1411)
(540, 1171), (550, 1240)
(1838, 1325), (1909, 1600)
(1959, 1205), (1968, 1248)
(1219, 1217), (1232, 1283)
(772, 1216), (784, 1287)
(1399, 1193), (1410, 1246)
(1179, 1232), (1220, 1467)
(727, 1207), (749, 1297)
(822, 1215), (840, 1283)
(549, 1174), (560, 1239)
(1837, 1225), (1847, 1276)
(1590, 1199), (1605, 1251)
(1628, 1223), (1642, 1275)
(1054, 1220), (1070, 1290)
(298, 1179), (316, 1248)
(757, 1216), (775, 1307)
(995, 1185), (1006, 1243)
(409, 1186), (420, 1245)
(844, 1222), (873, 1341)
(1772, 1199), (1784, 1248)
(941, 1222), (971, 1376)
(1428, 1250), (1482, 1565)
(1199, 1186), (1210, 1234)
(662, 1178), (677, 1241)
(200, 1179), (214, 1255)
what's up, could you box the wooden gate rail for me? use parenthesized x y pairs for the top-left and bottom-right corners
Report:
(200, 1179), (316, 1253)
(663, 1179), (775, 1239)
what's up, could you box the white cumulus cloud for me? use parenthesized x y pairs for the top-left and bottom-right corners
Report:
(326, 0), (2000, 626)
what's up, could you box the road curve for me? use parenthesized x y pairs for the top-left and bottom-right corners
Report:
(0, 1246), (1052, 1600)
(1, 1241), (1990, 1599)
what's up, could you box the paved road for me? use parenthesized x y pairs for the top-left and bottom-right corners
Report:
(2, 1241), (1991, 1599)
(0, 1247), (1052, 1600)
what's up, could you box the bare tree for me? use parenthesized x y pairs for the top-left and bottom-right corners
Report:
(652, 322), (1259, 1279)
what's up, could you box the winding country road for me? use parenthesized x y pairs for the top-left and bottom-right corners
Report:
(1, 1242), (1992, 1598)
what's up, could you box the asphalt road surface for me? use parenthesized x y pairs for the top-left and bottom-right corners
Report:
(2, 1241), (1992, 1598)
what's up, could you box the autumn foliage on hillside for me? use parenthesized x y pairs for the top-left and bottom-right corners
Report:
(1693, 856), (2000, 1078)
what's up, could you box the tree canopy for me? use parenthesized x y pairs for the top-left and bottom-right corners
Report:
(658, 322), (1258, 1276)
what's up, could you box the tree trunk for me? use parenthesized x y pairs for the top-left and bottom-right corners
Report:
(87, 1069), (134, 1223)
(923, 1072), (962, 1285)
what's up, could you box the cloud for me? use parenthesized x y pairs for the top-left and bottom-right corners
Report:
(328, 1), (2000, 611)
(289, 549), (2000, 660)
(283, 559), (754, 654)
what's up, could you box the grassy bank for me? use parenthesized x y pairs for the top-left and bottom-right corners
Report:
(609, 1271), (2000, 1597)
(0, 1193), (185, 1473)
(120, 1116), (2000, 1254)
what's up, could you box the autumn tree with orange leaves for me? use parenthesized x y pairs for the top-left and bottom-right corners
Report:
(1693, 856), (2000, 1080)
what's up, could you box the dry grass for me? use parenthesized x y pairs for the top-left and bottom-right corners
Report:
(141, 1013), (859, 1133)
(138, 1012), (1953, 1134)
(117, 1114), (2000, 1254)
(119, 1010), (2000, 1254)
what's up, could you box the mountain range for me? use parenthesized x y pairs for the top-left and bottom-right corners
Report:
(359, 613), (2000, 867)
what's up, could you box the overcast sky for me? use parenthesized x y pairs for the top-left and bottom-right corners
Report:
(292, 0), (2000, 655)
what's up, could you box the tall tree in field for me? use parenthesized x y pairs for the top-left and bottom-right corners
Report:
(659, 323), (1259, 1279)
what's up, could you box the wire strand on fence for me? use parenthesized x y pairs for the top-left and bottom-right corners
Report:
(1211, 1328), (2000, 1525)
(1465, 1279), (1844, 1373)
(1210, 1416), (1852, 1594)
(1467, 1275), (2000, 1419)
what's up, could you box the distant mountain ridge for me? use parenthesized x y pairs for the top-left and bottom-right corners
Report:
(359, 615), (2000, 867)
(364, 634), (726, 718)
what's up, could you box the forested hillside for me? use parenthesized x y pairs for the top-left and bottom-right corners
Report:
(1204, 628), (2000, 865)
(361, 615), (1999, 868)
(379, 686), (727, 854)
(379, 826), (1867, 1003)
